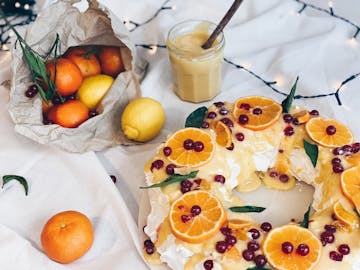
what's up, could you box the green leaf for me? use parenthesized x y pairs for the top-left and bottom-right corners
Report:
(281, 76), (299, 113)
(185, 107), (207, 128)
(354, 208), (360, 218)
(304, 139), (318, 167)
(140, 171), (198, 189)
(247, 266), (271, 270)
(300, 204), (311, 228)
(2, 175), (29, 196)
(229, 206), (266, 213)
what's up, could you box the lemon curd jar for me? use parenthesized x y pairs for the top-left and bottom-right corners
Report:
(167, 20), (225, 103)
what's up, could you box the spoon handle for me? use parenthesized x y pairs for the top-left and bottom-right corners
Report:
(202, 0), (243, 50)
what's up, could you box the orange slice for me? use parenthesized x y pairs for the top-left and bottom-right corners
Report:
(263, 224), (322, 270)
(165, 128), (214, 167)
(305, 117), (353, 148)
(293, 110), (311, 124)
(340, 165), (360, 213)
(213, 121), (232, 147)
(169, 190), (226, 243)
(333, 201), (358, 228)
(233, 96), (282, 131)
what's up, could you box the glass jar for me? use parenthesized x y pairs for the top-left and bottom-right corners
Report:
(166, 20), (225, 103)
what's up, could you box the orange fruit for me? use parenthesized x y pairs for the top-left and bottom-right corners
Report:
(263, 224), (322, 270)
(164, 128), (214, 167)
(233, 96), (282, 131)
(41, 210), (94, 264)
(64, 47), (101, 78)
(293, 110), (311, 124)
(98, 46), (124, 77)
(213, 120), (232, 148)
(333, 201), (358, 228)
(340, 165), (360, 213)
(50, 100), (89, 128)
(169, 190), (226, 243)
(305, 117), (353, 148)
(46, 58), (83, 96)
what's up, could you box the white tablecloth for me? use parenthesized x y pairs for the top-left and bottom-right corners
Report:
(0, 0), (359, 269)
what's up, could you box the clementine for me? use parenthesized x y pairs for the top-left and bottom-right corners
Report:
(46, 58), (83, 96)
(41, 210), (94, 264)
(64, 47), (101, 78)
(98, 46), (124, 77)
(49, 100), (89, 128)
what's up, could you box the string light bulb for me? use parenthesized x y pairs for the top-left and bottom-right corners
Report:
(328, 1), (333, 8)
(148, 45), (157, 55)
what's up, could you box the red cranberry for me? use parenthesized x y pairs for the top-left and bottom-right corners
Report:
(331, 158), (341, 165)
(321, 231), (335, 244)
(214, 102), (224, 107)
(333, 164), (344, 173)
(247, 240), (260, 251)
(226, 143), (234, 151)
(261, 222), (272, 232)
(249, 228), (260, 239)
(66, 93), (76, 100)
(183, 139), (194, 150)
(283, 114), (293, 123)
(329, 251), (343, 261)
(235, 132), (245, 141)
(269, 171), (278, 178)
(52, 95), (62, 104)
(220, 227), (232, 236)
(181, 215), (191, 223)
(279, 174), (290, 183)
(254, 254), (267, 267)
(203, 259), (214, 270)
(151, 160), (164, 171)
(215, 241), (228, 253)
(296, 243), (310, 256)
(282, 241), (294, 254)
(207, 112), (217, 119)
(220, 117), (234, 128)
(144, 239), (154, 248)
(342, 144), (352, 153)
(201, 122), (210, 129)
(338, 244), (350, 255)
(145, 246), (155, 255)
(225, 235), (237, 246)
(193, 141), (204, 152)
(181, 180), (193, 188)
(352, 142), (360, 153)
(181, 186), (191, 193)
(326, 125), (337, 135)
(331, 213), (338, 220)
(284, 126), (295, 136)
(193, 178), (202, 185)
(110, 175), (117, 183)
(89, 110), (97, 118)
(220, 108), (229, 115)
(253, 108), (262, 115)
(309, 110), (319, 116)
(214, 174), (225, 184)
(25, 84), (38, 98)
(240, 103), (251, 110)
(279, 149), (284, 153)
(242, 249), (255, 261)
(292, 118), (300, 126)
(165, 164), (176, 175)
(191, 205), (201, 216)
(324, 224), (336, 233)
(163, 146), (172, 156)
(238, 114), (249, 124)
(333, 147), (344, 156)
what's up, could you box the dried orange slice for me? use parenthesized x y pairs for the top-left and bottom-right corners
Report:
(293, 110), (311, 124)
(233, 96), (282, 131)
(263, 224), (322, 270)
(169, 190), (226, 243)
(333, 201), (358, 228)
(340, 165), (360, 213)
(165, 128), (214, 167)
(305, 117), (353, 148)
(213, 121), (232, 147)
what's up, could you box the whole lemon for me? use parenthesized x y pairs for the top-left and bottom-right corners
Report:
(121, 97), (165, 142)
(77, 74), (114, 109)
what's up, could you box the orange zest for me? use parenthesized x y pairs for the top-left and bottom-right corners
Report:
(233, 96), (282, 131)
(333, 201), (359, 228)
(340, 165), (360, 213)
(213, 120), (232, 147)
(165, 128), (214, 167)
(305, 117), (353, 148)
(169, 190), (226, 243)
(263, 224), (322, 270)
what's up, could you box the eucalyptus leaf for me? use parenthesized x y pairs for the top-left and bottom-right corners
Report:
(185, 107), (208, 128)
(300, 204), (311, 228)
(140, 171), (198, 189)
(229, 206), (266, 213)
(281, 76), (299, 113)
(247, 266), (271, 270)
(304, 139), (318, 167)
(2, 175), (29, 196)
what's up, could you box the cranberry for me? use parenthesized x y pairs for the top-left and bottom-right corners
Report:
(43, 118), (53, 125)
(261, 222), (272, 232)
(253, 108), (262, 115)
(214, 174), (225, 184)
(279, 149), (284, 153)
(247, 240), (260, 251)
(89, 110), (97, 118)
(220, 108), (229, 115)
(326, 125), (337, 135)
(249, 228), (260, 239)
(242, 249), (255, 261)
(332, 147), (344, 156)
(181, 180), (193, 189)
(110, 175), (117, 183)
(145, 246), (155, 255)
(283, 114), (293, 123)
(220, 227), (232, 236)
(163, 146), (172, 156)
(181, 215), (191, 223)
(183, 139), (194, 150)
(193, 141), (204, 152)
(66, 93), (76, 100)
(207, 112), (217, 119)
(292, 118), (300, 126)
(309, 110), (319, 116)
(352, 142), (360, 153)
(279, 174), (290, 183)
(225, 235), (237, 246)
(144, 239), (154, 248)
(25, 84), (38, 98)
(215, 241), (228, 253)
(342, 144), (352, 153)
(331, 213), (338, 220)
(181, 186), (191, 194)
(296, 243), (310, 256)
(321, 231), (335, 244)
(52, 95), (62, 104)
(338, 244), (350, 255)
(193, 178), (202, 185)
(240, 103), (251, 110)
(331, 158), (341, 165)
(254, 254), (267, 267)
(214, 102), (224, 107)
(238, 114), (249, 124)
(165, 164), (176, 175)
(284, 126), (295, 136)
(235, 132), (245, 141)
(324, 224), (336, 233)
(203, 259), (214, 270)
(329, 251), (343, 261)
(269, 171), (278, 178)
(191, 205), (201, 216)
(151, 160), (164, 171)
(201, 122), (210, 129)
(226, 143), (235, 151)
(333, 163), (344, 173)
(282, 241), (294, 254)
(220, 117), (234, 128)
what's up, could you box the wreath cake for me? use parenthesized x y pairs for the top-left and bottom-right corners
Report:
(141, 95), (360, 270)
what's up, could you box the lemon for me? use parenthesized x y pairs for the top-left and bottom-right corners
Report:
(121, 97), (165, 142)
(77, 74), (114, 109)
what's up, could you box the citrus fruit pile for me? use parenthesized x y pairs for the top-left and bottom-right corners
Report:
(25, 45), (124, 128)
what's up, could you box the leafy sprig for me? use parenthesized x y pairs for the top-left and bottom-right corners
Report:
(281, 76), (299, 113)
(140, 171), (198, 189)
(300, 204), (311, 228)
(229, 206), (266, 213)
(2, 175), (29, 196)
(303, 140), (318, 168)
(185, 107), (207, 128)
